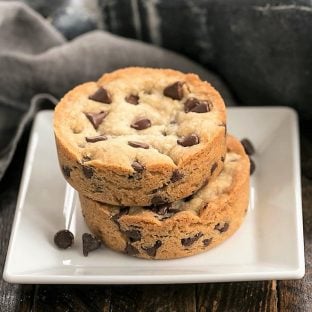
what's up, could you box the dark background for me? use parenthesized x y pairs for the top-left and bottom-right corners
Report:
(8, 0), (312, 121)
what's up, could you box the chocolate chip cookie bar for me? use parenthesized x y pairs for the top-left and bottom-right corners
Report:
(79, 135), (250, 259)
(54, 67), (227, 206)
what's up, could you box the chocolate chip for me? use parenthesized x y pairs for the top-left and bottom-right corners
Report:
(125, 94), (139, 105)
(124, 229), (141, 243)
(163, 81), (184, 100)
(150, 204), (180, 220)
(82, 233), (101, 256)
(131, 118), (151, 130)
(85, 135), (107, 143)
(62, 165), (71, 178)
(203, 238), (212, 247)
(170, 170), (184, 183)
(84, 111), (108, 129)
(241, 138), (255, 155)
(112, 207), (130, 223)
(214, 222), (229, 233)
(131, 161), (144, 173)
(82, 166), (93, 179)
(151, 195), (168, 206)
(183, 194), (194, 202)
(125, 243), (139, 256)
(54, 230), (74, 249)
(150, 203), (172, 215)
(184, 98), (211, 113)
(177, 134), (199, 147)
(249, 157), (256, 175)
(210, 162), (218, 175)
(181, 232), (203, 247)
(142, 240), (162, 257)
(128, 141), (149, 149)
(221, 156), (225, 162)
(184, 98), (197, 112)
(89, 87), (112, 104)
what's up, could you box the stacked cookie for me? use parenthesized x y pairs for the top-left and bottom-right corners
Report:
(54, 67), (250, 259)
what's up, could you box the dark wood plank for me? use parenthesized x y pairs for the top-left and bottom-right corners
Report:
(109, 284), (196, 312)
(33, 284), (196, 312)
(277, 181), (312, 310)
(196, 281), (277, 312)
(0, 131), (35, 312)
(33, 285), (111, 312)
(277, 132), (312, 312)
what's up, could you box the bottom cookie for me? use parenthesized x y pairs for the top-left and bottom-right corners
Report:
(79, 135), (250, 260)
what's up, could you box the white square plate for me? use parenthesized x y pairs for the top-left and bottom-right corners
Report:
(3, 108), (305, 284)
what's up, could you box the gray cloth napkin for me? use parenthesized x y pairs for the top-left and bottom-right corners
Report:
(0, 2), (235, 180)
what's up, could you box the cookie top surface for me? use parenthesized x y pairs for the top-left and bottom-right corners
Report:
(54, 67), (226, 171)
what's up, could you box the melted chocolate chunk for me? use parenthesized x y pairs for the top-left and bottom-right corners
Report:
(128, 141), (149, 149)
(241, 138), (255, 155)
(125, 243), (139, 256)
(82, 233), (101, 256)
(54, 230), (74, 249)
(221, 156), (225, 162)
(150, 203), (172, 215)
(210, 162), (218, 175)
(62, 165), (71, 178)
(125, 94), (139, 105)
(177, 134), (199, 147)
(124, 229), (142, 242)
(170, 170), (184, 183)
(82, 166), (94, 179)
(84, 111), (108, 129)
(214, 222), (229, 233)
(181, 232), (203, 247)
(85, 135), (107, 143)
(184, 98), (211, 113)
(151, 195), (168, 206)
(163, 81), (184, 100)
(89, 87), (112, 104)
(131, 161), (144, 173)
(142, 240), (162, 257)
(203, 238), (212, 247)
(112, 207), (130, 223)
(183, 194), (194, 202)
(151, 204), (180, 220)
(131, 118), (151, 130)
(249, 157), (256, 175)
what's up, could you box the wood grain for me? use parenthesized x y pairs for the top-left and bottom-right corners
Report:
(197, 281), (277, 312)
(276, 132), (312, 312)
(33, 284), (196, 312)
(0, 132), (34, 312)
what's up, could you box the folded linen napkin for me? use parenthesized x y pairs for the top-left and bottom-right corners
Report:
(0, 2), (235, 180)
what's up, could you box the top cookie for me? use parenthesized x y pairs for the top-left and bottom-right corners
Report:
(54, 67), (227, 206)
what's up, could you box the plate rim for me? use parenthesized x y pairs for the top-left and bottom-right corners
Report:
(3, 107), (305, 284)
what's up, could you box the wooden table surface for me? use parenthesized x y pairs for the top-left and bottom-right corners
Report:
(0, 123), (311, 312)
